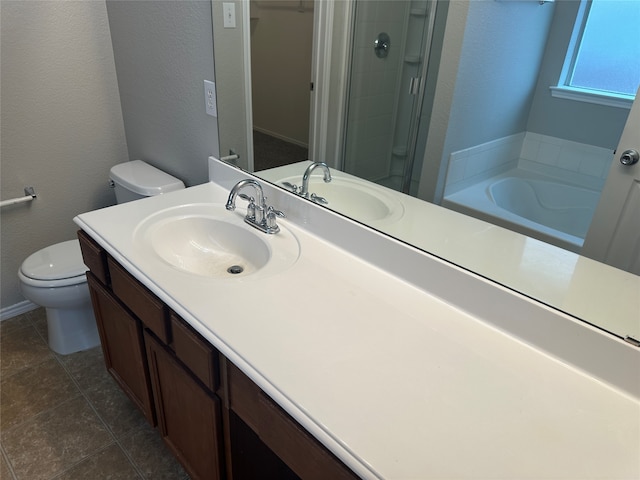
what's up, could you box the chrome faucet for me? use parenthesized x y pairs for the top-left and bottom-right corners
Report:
(300, 162), (332, 198)
(226, 179), (284, 234)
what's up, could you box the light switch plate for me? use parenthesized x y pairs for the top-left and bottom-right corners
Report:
(204, 80), (217, 117)
(223, 2), (236, 28)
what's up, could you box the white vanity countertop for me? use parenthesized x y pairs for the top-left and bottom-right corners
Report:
(258, 161), (640, 341)
(75, 180), (639, 480)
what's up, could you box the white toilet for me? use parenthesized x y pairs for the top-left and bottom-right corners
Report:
(18, 160), (185, 355)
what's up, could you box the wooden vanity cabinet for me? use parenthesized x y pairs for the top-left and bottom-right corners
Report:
(78, 230), (360, 480)
(79, 231), (225, 479)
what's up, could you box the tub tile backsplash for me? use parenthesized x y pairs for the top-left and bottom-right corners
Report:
(445, 132), (614, 194)
(445, 133), (523, 193)
(522, 132), (612, 177)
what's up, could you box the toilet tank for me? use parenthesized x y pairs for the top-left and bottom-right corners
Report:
(109, 160), (185, 203)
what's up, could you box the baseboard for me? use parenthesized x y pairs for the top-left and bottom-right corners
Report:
(0, 300), (39, 321)
(253, 126), (309, 149)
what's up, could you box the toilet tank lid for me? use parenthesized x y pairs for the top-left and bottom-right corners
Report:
(109, 160), (185, 196)
(20, 240), (87, 281)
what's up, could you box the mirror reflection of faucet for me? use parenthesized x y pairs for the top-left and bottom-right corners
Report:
(226, 179), (285, 234)
(281, 162), (331, 205)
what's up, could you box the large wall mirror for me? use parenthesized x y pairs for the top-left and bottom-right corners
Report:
(213, 0), (640, 342)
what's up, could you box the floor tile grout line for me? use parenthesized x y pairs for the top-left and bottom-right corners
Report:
(0, 353), (83, 434)
(52, 348), (119, 442)
(3, 347), (146, 480)
(0, 442), (18, 480)
(111, 437), (148, 479)
(51, 350), (149, 479)
(0, 311), (145, 479)
(1, 309), (54, 381)
(2, 310), (186, 480)
(28, 307), (149, 478)
(0, 394), (94, 480)
(4, 352), (143, 480)
(2, 333), (120, 479)
(28, 309), (49, 345)
(0, 394), (85, 437)
(0, 346), (57, 383)
(47, 440), (144, 480)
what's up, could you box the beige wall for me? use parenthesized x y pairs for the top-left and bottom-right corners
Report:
(1, 0), (128, 313)
(213, 0), (251, 171)
(105, 0), (218, 186)
(250, 0), (314, 146)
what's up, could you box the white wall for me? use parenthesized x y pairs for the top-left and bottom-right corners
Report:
(213, 0), (251, 170)
(1, 0), (129, 312)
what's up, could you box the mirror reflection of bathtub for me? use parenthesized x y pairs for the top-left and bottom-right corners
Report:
(443, 171), (601, 253)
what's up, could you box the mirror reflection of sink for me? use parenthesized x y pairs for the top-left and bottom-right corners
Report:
(133, 204), (299, 279)
(278, 176), (404, 223)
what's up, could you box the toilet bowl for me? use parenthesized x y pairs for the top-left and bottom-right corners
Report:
(18, 160), (185, 355)
(18, 240), (98, 355)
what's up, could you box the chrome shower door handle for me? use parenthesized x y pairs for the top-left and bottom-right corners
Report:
(374, 32), (390, 58)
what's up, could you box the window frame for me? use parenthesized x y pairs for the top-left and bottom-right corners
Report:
(551, 0), (636, 109)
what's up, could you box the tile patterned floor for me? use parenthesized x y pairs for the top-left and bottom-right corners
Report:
(0, 308), (190, 480)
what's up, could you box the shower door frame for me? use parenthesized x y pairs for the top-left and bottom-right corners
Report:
(310, 0), (439, 194)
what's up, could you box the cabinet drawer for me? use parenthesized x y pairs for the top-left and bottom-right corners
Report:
(108, 257), (170, 343)
(228, 363), (359, 480)
(171, 313), (219, 392)
(77, 230), (109, 285)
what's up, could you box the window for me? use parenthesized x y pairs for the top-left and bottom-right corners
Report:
(551, 0), (640, 108)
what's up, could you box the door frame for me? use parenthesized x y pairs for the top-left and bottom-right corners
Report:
(582, 89), (640, 274)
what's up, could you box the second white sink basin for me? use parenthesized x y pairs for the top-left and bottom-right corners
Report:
(278, 176), (404, 223)
(133, 204), (300, 280)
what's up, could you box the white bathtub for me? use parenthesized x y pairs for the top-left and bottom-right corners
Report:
(442, 170), (602, 253)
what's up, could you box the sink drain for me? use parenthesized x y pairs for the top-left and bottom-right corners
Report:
(227, 265), (244, 275)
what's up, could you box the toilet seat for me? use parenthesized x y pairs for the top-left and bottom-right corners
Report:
(19, 240), (88, 288)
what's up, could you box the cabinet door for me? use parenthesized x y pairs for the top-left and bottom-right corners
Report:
(145, 331), (225, 480)
(86, 272), (155, 426)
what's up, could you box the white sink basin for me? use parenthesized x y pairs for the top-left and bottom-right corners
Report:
(278, 176), (404, 223)
(133, 204), (299, 279)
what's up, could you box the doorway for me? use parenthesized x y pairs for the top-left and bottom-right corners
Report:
(249, 0), (314, 171)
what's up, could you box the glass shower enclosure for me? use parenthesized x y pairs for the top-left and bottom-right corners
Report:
(341, 0), (437, 195)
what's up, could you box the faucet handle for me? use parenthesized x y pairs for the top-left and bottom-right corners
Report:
(310, 193), (328, 205)
(236, 193), (256, 220)
(282, 181), (299, 194)
(266, 206), (285, 231)
(267, 205), (285, 218)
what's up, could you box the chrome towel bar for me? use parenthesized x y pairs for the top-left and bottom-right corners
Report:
(220, 154), (239, 162)
(0, 187), (36, 208)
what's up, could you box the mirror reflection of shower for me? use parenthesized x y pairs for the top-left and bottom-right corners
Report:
(342, 0), (436, 196)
